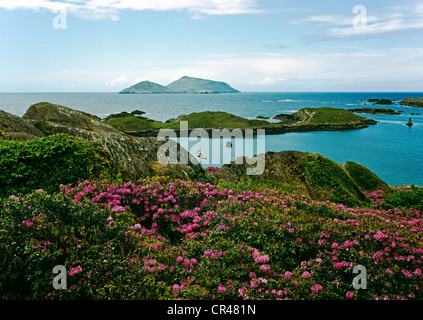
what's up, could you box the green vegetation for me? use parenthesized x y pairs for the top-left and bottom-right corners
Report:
(104, 108), (376, 134)
(343, 161), (392, 193)
(400, 97), (423, 108)
(382, 185), (423, 211)
(104, 115), (160, 131)
(1, 176), (422, 300)
(0, 134), (113, 196)
(293, 107), (371, 126)
(165, 111), (270, 129)
(302, 153), (367, 207)
(2, 103), (422, 301)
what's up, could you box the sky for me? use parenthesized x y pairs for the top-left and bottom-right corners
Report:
(0, 0), (423, 92)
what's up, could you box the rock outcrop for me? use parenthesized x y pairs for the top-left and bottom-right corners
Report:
(1, 102), (199, 180)
(0, 110), (46, 141)
(349, 107), (402, 115)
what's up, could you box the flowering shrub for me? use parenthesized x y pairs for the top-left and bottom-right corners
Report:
(205, 167), (220, 172)
(1, 178), (422, 300)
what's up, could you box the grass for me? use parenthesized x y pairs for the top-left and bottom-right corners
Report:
(294, 107), (369, 125)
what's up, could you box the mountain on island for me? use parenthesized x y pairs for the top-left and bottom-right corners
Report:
(166, 76), (240, 94)
(119, 81), (174, 94)
(119, 76), (240, 94)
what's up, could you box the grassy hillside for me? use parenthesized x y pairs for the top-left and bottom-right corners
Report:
(165, 111), (270, 129)
(293, 107), (372, 125)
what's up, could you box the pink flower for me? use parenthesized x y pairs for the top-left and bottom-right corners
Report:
(218, 285), (226, 294)
(402, 269), (413, 278)
(288, 228), (295, 233)
(68, 266), (82, 276)
(172, 284), (180, 292)
(385, 268), (393, 274)
(284, 271), (293, 279)
(22, 220), (34, 228)
(311, 284), (323, 294)
(346, 291), (354, 299)
(176, 256), (183, 263)
(260, 264), (270, 273)
(302, 271), (311, 279)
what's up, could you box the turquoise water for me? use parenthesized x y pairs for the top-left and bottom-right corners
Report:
(1, 92), (422, 186)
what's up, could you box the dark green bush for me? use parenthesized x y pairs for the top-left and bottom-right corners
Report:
(382, 185), (423, 211)
(0, 134), (113, 196)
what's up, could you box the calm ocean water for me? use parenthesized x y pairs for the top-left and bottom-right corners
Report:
(1, 92), (422, 186)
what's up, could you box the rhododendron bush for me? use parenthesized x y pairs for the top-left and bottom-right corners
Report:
(0, 178), (422, 300)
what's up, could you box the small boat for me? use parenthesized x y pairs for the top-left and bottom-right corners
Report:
(197, 149), (207, 159)
(226, 141), (232, 148)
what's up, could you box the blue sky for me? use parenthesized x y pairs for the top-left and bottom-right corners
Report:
(0, 0), (423, 92)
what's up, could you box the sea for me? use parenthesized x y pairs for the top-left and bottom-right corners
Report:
(1, 92), (422, 186)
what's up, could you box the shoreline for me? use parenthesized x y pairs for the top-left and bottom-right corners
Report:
(120, 121), (377, 137)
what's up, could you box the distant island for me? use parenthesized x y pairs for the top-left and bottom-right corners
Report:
(348, 107), (402, 115)
(367, 98), (394, 105)
(119, 76), (240, 94)
(400, 97), (423, 108)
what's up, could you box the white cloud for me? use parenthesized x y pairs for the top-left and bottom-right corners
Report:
(0, 0), (260, 20)
(105, 76), (130, 87)
(292, 4), (423, 39)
